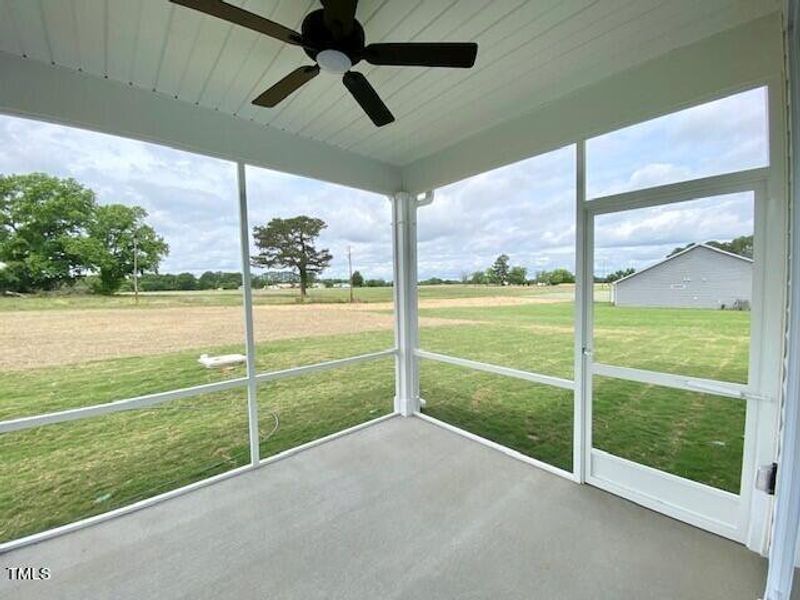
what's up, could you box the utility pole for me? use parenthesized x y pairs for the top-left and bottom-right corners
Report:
(133, 234), (139, 305)
(348, 245), (354, 303)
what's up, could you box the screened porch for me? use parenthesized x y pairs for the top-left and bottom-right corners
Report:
(1, 1), (800, 599)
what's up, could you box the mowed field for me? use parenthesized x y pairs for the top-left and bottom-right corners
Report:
(0, 285), (750, 542)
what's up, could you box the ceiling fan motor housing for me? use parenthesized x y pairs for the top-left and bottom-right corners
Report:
(302, 9), (365, 68)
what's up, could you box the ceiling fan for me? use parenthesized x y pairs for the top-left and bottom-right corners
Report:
(170, 0), (478, 127)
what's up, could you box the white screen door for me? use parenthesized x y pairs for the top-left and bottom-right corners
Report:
(583, 183), (773, 542)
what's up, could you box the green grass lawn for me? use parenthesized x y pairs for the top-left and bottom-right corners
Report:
(418, 302), (749, 491)
(0, 292), (751, 542)
(419, 301), (749, 382)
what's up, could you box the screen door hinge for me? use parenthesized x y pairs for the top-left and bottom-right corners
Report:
(756, 462), (778, 495)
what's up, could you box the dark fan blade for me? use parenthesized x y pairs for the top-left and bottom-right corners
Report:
(364, 42), (478, 68)
(252, 66), (320, 107)
(321, 0), (358, 38)
(170, 0), (303, 46)
(342, 71), (394, 127)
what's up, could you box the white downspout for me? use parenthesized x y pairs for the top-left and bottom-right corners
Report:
(390, 191), (433, 416)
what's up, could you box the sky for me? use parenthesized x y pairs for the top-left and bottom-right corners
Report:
(0, 87), (768, 281)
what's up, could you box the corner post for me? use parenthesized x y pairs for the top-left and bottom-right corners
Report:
(764, 1), (800, 596)
(391, 191), (421, 416)
(236, 162), (260, 465)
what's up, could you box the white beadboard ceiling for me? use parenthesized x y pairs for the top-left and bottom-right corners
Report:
(0, 0), (781, 168)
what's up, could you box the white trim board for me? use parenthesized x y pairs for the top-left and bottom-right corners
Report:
(0, 376), (249, 434)
(592, 363), (756, 401)
(254, 349), (397, 384)
(415, 349), (574, 391)
(0, 52), (402, 195)
(585, 168), (769, 215)
(414, 411), (576, 482)
(588, 449), (743, 542)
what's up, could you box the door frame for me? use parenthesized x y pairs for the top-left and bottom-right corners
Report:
(574, 166), (783, 547)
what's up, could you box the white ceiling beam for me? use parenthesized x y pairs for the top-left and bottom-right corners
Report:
(400, 12), (784, 193)
(0, 51), (402, 195)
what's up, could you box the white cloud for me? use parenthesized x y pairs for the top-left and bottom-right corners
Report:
(594, 193), (754, 275)
(627, 163), (693, 191)
(417, 145), (577, 278)
(587, 86), (768, 198)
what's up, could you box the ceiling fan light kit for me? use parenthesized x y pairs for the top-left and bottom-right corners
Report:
(170, 0), (478, 127)
(315, 50), (352, 74)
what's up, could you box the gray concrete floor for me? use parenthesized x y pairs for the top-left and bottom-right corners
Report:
(0, 416), (774, 600)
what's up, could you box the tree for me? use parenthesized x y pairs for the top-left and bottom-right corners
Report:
(548, 268), (575, 285)
(536, 268), (575, 285)
(508, 265), (528, 286)
(198, 271), (219, 290)
(0, 174), (169, 295)
(489, 254), (510, 285)
(667, 235), (753, 259)
(175, 272), (197, 291)
(351, 270), (364, 287)
(667, 242), (693, 257)
(365, 278), (389, 287)
(420, 277), (444, 285)
(469, 270), (488, 285)
(139, 273), (175, 292)
(718, 235), (753, 258)
(0, 262), (17, 293)
(216, 272), (242, 290)
(80, 204), (168, 295)
(0, 173), (96, 292)
(606, 268), (635, 283)
(251, 216), (332, 298)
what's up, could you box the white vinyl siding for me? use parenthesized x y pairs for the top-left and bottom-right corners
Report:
(613, 245), (752, 309)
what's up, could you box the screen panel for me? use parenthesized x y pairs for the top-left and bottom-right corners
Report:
(0, 389), (250, 543)
(417, 145), (576, 380)
(420, 360), (573, 472)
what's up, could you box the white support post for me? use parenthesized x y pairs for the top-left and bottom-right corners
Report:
(236, 162), (260, 465)
(391, 192), (421, 416)
(763, 1), (799, 597)
(574, 140), (592, 483)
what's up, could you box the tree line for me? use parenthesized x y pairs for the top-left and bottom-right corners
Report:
(461, 254), (577, 286)
(349, 271), (391, 287)
(2, 173), (655, 297)
(126, 270), (393, 292)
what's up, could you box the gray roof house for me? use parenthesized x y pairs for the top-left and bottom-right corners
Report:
(612, 244), (752, 309)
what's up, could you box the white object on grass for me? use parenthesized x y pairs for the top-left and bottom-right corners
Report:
(198, 353), (246, 369)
